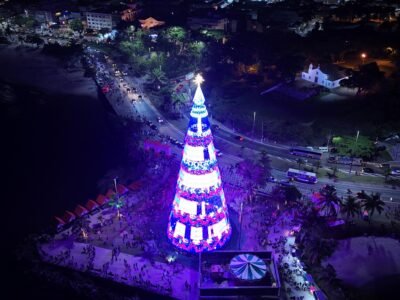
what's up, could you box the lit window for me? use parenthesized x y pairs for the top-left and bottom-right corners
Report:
(174, 222), (186, 238)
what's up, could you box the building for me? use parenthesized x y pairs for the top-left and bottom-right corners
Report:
(188, 16), (228, 31)
(85, 11), (113, 30)
(167, 75), (231, 252)
(301, 63), (348, 89)
(30, 10), (55, 24)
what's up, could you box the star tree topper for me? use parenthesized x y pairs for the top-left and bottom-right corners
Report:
(194, 73), (204, 86)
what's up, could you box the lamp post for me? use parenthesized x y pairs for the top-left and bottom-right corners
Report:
(113, 177), (118, 195)
(238, 202), (243, 250)
(252, 111), (256, 138)
(261, 121), (264, 142)
(361, 53), (367, 65)
(349, 130), (360, 174)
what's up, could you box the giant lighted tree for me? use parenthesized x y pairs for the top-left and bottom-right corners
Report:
(167, 74), (231, 252)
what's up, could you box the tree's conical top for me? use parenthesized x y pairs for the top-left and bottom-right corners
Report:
(193, 74), (205, 106)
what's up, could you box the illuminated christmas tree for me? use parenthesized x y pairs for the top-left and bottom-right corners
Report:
(167, 74), (231, 252)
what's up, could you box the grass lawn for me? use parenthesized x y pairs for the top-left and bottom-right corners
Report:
(204, 80), (399, 148)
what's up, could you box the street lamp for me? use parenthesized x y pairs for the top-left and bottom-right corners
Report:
(349, 130), (360, 174)
(252, 111), (256, 137)
(361, 53), (367, 65)
(238, 202), (244, 250)
(113, 176), (118, 195)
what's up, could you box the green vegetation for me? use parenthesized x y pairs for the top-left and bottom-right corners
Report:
(116, 27), (208, 80)
(332, 135), (375, 159)
(69, 19), (83, 32)
(13, 16), (38, 28)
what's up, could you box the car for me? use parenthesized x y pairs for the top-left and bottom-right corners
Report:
(362, 167), (374, 173)
(235, 135), (244, 141)
(328, 156), (337, 163)
(279, 180), (293, 187)
(157, 117), (164, 123)
(267, 176), (277, 183)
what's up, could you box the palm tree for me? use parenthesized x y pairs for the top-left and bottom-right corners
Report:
(383, 167), (391, 183)
(361, 192), (385, 221)
(319, 185), (342, 218)
(303, 238), (332, 265)
(314, 160), (322, 174)
(149, 66), (167, 87)
(259, 150), (271, 179)
(108, 193), (126, 219)
(165, 26), (186, 54)
(296, 158), (305, 169)
(332, 166), (338, 177)
(341, 195), (361, 220)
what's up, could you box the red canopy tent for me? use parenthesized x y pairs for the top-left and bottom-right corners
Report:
(74, 205), (88, 217)
(55, 216), (66, 226)
(96, 194), (107, 206)
(85, 199), (99, 211)
(128, 180), (143, 191)
(105, 188), (114, 199)
(117, 184), (129, 195)
(62, 210), (76, 223)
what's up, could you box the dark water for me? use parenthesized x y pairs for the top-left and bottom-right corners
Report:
(1, 78), (125, 298)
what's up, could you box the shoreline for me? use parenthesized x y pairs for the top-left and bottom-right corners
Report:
(0, 44), (97, 97)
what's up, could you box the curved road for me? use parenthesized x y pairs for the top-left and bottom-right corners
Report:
(86, 48), (399, 203)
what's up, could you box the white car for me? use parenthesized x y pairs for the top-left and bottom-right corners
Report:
(318, 146), (329, 153)
(157, 117), (164, 123)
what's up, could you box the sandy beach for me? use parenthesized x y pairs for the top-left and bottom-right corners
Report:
(0, 44), (97, 96)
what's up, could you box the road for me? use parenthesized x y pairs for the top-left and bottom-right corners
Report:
(85, 47), (399, 203)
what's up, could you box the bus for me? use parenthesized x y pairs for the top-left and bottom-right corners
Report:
(287, 168), (318, 184)
(289, 147), (322, 160)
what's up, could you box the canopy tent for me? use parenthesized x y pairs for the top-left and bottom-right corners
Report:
(55, 216), (65, 225)
(105, 188), (114, 199)
(62, 210), (76, 223)
(128, 180), (142, 191)
(230, 254), (267, 281)
(96, 194), (107, 206)
(85, 199), (99, 211)
(74, 205), (88, 217)
(117, 184), (129, 195)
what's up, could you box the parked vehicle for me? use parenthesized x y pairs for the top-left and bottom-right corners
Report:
(290, 147), (322, 160)
(362, 167), (374, 173)
(235, 135), (244, 141)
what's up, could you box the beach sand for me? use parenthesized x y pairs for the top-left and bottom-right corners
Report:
(0, 44), (97, 96)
